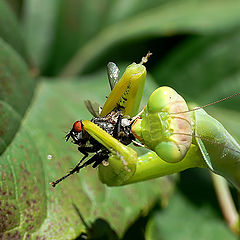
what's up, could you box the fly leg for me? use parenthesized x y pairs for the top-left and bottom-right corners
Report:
(50, 149), (108, 187)
(75, 145), (102, 171)
(112, 114), (122, 139)
(49, 152), (89, 187)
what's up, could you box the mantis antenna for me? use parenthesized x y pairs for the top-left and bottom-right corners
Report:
(169, 92), (240, 115)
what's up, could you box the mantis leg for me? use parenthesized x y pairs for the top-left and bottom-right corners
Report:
(129, 108), (240, 189)
(83, 120), (206, 186)
(124, 145), (206, 185)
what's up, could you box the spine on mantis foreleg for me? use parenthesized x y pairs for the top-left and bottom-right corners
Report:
(131, 86), (193, 163)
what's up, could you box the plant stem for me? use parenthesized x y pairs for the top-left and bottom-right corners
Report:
(211, 173), (239, 234)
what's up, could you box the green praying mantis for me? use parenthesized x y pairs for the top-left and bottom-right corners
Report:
(51, 53), (240, 190)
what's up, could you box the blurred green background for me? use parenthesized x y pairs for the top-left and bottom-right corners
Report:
(0, 0), (240, 239)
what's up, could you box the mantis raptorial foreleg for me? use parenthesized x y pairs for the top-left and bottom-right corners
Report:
(85, 87), (240, 189)
(83, 120), (206, 186)
(58, 54), (240, 191)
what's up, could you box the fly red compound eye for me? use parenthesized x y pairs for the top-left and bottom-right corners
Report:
(73, 121), (82, 132)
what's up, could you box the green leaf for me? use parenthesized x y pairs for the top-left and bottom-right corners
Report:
(152, 31), (240, 137)
(0, 37), (35, 154)
(44, 0), (169, 75)
(44, 0), (115, 75)
(59, 0), (240, 76)
(208, 108), (240, 141)
(106, 0), (169, 24)
(145, 191), (235, 240)
(0, 68), (175, 239)
(22, 0), (59, 69)
(0, 0), (27, 60)
(6, 0), (23, 18)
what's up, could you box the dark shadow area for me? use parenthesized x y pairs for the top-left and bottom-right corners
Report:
(73, 203), (119, 240)
(73, 200), (163, 239)
(178, 168), (224, 217)
(7, 0), (24, 19)
(80, 35), (189, 75)
(230, 187), (239, 211)
(122, 201), (162, 240)
(121, 215), (147, 240)
(76, 218), (119, 240)
(43, 34), (189, 77)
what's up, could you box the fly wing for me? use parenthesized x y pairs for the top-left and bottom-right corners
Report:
(107, 62), (120, 90)
(84, 100), (102, 117)
(84, 62), (120, 117)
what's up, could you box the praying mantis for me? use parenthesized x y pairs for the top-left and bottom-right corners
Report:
(51, 53), (240, 190)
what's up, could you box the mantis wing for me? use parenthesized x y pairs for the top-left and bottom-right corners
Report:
(194, 108), (240, 190)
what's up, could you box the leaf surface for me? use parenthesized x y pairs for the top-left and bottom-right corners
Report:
(0, 66), (175, 239)
(22, 0), (59, 68)
(145, 191), (235, 240)
(59, 0), (240, 76)
(0, 38), (34, 154)
(152, 31), (240, 137)
(0, 0), (27, 60)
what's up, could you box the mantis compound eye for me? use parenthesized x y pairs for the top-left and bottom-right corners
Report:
(73, 121), (82, 133)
